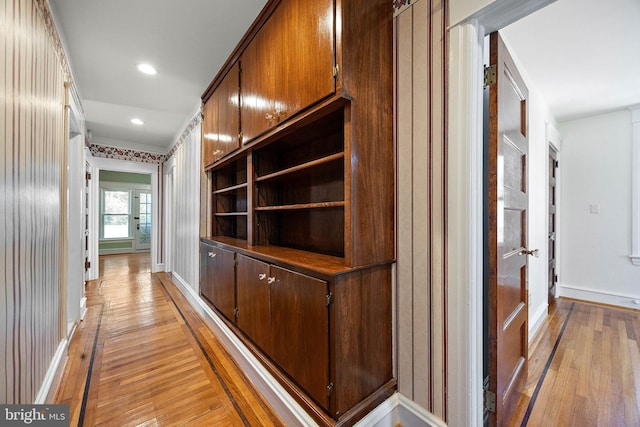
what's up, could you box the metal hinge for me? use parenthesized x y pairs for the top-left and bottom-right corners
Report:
(555, 274), (558, 283)
(484, 64), (497, 88)
(555, 160), (559, 168)
(327, 383), (334, 397)
(333, 65), (339, 79)
(84, 259), (91, 271)
(85, 172), (92, 181)
(234, 307), (239, 320)
(238, 131), (243, 143)
(234, 258), (238, 267)
(326, 293), (332, 306)
(483, 389), (496, 413)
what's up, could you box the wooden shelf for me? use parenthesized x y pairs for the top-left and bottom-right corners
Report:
(256, 201), (344, 211)
(213, 182), (248, 194)
(215, 212), (248, 216)
(255, 153), (344, 182)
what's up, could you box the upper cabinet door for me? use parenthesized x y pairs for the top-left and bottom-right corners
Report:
(241, 0), (335, 144)
(203, 63), (240, 166)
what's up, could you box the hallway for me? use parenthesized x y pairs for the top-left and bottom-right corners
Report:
(52, 253), (283, 426)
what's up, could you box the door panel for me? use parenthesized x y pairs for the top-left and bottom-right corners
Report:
(241, 0), (335, 144)
(548, 148), (558, 308)
(134, 190), (151, 251)
(236, 254), (272, 354)
(487, 31), (529, 427)
(270, 265), (329, 409)
(203, 63), (240, 165)
(201, 244), (236, 321)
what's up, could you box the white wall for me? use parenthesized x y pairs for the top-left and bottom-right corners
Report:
(558, 110), (640, 308)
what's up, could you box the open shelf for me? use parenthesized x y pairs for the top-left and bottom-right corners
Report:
(255, 201), (345, 211)
(214, 182), (248, 194)
(255, 153), (344, 183)
(212, 155), (248, 240)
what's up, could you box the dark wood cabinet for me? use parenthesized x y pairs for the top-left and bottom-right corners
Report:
(240, 0), (335, 143)
(200, 0), (393, 425)
(236, 254), (271, 354)
(202, 62), (240, 166)
(269, 265), (329, 409)
(200, 243), (235, 322)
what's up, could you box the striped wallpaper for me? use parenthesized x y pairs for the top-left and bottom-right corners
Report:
(395, 0), (448, 421)
(1, 0), (67, 403)
(166, 115), (202, 292)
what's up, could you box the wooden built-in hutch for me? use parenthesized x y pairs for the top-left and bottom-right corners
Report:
(199, 0), (394, 425)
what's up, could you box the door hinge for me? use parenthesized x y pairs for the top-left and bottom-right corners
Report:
(327, 383), (334, 397)
(555, 274), (558, 283)
(234, 307), (239, 320)
(555, 160), (559, 168)
(332, 65), (339, 79)
(85, 172), (92, 181)
(84, 259), (91, 271)
(484, 64), (497, 88)
(483, 389), (496, 413)
(238, 131), (243, 143)
(326, 293), (332, 306)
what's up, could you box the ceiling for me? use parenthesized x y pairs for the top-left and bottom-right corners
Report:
(50, 0), (639, 155)
(50, 0), (267, 153)
(503, 0), (640, 122)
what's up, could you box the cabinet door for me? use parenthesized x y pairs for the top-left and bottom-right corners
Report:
(203, 63), (240, 165)
(201, 99), (217, 167)
(241, 0), (335, 144)
(270, 265), (329, 409)
(201, 245), (236, 321)
(236, 254), (272, 354)
(277, 0), (335, 120)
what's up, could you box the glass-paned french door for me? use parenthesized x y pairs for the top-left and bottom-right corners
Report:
(134, 190), (151, 251)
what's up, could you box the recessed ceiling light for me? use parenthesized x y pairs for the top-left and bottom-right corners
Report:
(131, 118), (144, 125)
(137, 63), (157, 75)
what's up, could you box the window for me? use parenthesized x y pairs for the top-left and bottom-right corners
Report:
(102, 190), (130, 238)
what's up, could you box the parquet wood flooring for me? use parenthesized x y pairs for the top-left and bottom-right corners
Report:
(53, 253), (284, 427)
(509, 298), (640, 427)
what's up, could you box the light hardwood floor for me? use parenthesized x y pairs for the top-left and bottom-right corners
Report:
(509, 298), (640, 427)
(52, 254), (640, 426)
(53, 253), (284, 426)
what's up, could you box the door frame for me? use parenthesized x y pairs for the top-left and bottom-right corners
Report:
(88, 156), (162, 273)
(446, 2), (553, 425)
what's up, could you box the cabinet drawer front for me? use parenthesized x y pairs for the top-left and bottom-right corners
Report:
(269, 265), (329, 410)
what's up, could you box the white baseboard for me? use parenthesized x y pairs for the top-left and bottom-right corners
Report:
(354, 393), (447, 427)
(528, 302), (548, 340)
(557, 284), (640, 310)
(169, 272), (317, 427)
(34, 339), (68, 404)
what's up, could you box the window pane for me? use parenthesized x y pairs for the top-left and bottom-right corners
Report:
(105, 191), (129, 214)
(104, 214), (129, 238)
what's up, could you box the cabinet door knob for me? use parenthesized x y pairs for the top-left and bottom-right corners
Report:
(267, 277), (276, 284)
(208, 252), (216, 258)
(258, 273), (267, 280)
